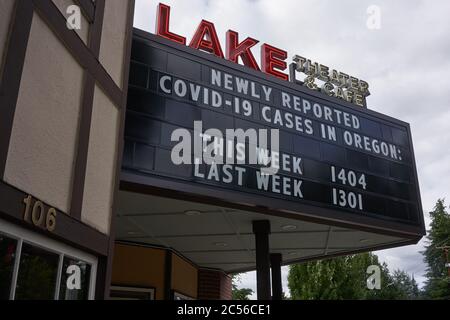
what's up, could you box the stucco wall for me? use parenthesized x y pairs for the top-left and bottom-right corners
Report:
(79, 0), (132, 234)
(81, 85), (120, 234)
(99, 0), (129, 88)
(4, 12), (83, 213)
(0, 0), (15, 81)
(3, 0), (132, 238)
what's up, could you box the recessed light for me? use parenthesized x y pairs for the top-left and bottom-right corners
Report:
(184, 210), (202, 216)
(281, 225), (297, 231)
(214, 242), (228, 247)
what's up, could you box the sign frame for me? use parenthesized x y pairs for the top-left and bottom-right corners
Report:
(122, 28), (426, 242)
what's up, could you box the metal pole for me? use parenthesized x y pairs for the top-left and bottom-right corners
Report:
(270, 253), (283, 300)
(252, 220), (271, 300)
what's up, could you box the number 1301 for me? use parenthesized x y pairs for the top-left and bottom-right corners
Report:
(332, 188), (363, 210)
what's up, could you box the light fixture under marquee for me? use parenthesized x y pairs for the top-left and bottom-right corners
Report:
(281, 225), (298, 231)
(184, 210), (202, 216)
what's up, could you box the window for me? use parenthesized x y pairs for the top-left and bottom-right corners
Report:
(0, 220), (97, 300)
(15, 243), (60, 300)
(59, 257), (91, 300)
(0, 235), (17, 300)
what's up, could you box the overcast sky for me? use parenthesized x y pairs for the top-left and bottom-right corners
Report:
(133, 0), (450, 298)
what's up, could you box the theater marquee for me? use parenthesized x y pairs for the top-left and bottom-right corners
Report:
(121, 3), (424, 240)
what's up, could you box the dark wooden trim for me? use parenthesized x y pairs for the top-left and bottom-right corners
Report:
(32, 0), (122, 108)
(0, 0), (34, 179)
(69, 0), (105, 220)
(74, 0), (95, 23)
(0, 181), (109, 256)
(70, 73), (95, 220)
(253, 220), (271, 300)
(76, 1), (107, 298)
(87, 0), (105, 57)
(164, 250), (173, 300)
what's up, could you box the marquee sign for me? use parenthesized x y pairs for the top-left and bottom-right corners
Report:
(121, 3), (425, 238)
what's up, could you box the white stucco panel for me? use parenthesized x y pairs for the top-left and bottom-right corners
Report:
(99, 0), (131, 89)
(81, 85), (120, 235)
(4, 13), (83, 213)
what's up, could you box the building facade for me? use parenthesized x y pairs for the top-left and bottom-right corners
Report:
(0, 1), (425, 300)
(0, 0), (134, 300)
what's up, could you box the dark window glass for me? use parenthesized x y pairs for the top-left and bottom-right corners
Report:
(0, 234), (17, 300)
(15, 243), (59, 300)
(59, 257), (91, 300)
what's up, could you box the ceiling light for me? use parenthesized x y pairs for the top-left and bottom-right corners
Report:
(281, 225), (297, 231)
(288, 251), (297, 256)
(184, 210), (202, 216)
(214, 242), (228, 247)
(360, 239), (370, 243)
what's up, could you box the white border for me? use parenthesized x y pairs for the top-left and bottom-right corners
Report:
(110, 286), (155, 300)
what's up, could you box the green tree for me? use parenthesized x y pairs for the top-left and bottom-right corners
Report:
(386, 270), (420, 300)
(423, 199), (450, 299)
(231, 274), (254, 300)
(288, 252), (419, 300)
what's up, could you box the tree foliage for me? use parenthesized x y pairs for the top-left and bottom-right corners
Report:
(422, 199), (450, 299)
(231, 274), (254, 300)
(288, 252), (420, 300)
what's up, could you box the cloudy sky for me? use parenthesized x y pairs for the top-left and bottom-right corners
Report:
(133, 0), (450, 298)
